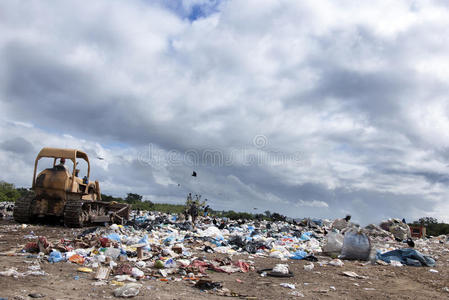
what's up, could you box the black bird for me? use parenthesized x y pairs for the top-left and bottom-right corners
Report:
(192, 171), (197, 177)
(406, 238), (415, 248)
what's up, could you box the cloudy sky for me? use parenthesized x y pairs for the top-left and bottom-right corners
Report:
(1, 0), (449, 224)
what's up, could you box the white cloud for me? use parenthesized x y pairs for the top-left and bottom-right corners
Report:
(0, 0), (449, 224)
(296, 199), (329, 208)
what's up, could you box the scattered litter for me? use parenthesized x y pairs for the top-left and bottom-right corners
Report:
(94, 267), (111, 280)
(304, 263), (314, 271)
(280, 283), (296, 289)
(77, 267), (93, 273)
(272, 264), (289, 275)
(341, 271), (368, 279)
(290, 291), (305, 297)
(390, 260), (403, 267)
(113, 283), (142, 298)
(194, 279), (222, 290)
(328, 259), (344, 267)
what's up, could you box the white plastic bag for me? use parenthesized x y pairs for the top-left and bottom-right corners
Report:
(114, 283), (142, 297)
(322, 232), (344, 255)
(340, 229), (371, 260)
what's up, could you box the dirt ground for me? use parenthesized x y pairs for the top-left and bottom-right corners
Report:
(1, 219), (449, 300)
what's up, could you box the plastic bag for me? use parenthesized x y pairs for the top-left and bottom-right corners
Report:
(272, 264), (289, 274)
(104, 247), (121, 259)
(340, 229), (371, 260)
(113, 283), (142, 298)
(48, 250), (64, 263)
(131, 267), (144, 278)
(164, 258), (176, 268)
(322, 232), (344, 255)
(290, 250), (307, 260)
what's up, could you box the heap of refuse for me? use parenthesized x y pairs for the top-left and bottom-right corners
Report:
(6, 211), (444, 297)
(0, 201), (14, 219)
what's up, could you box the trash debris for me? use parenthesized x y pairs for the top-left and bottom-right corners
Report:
(5, 204), (448, 299)
(258, 265), (294, 278)
(328, 259), (344, 267)
(94, 267), (111, 280)
(290, 291), (305, 297)
(390, 260), (403, 267)
(194, 279), (222, 290)
(341, 271), (368, 279)
(48, 250), (64, 263)
(0, 268), (47, 277)
(69, 254), (85, 265)
(280, 283), (296, 289)
(376, 249), (436, 267)
(113, 283), (142, 298)
(340, 229), (371, 261)
(379, 219), (411, 240)
(303, 263), (314, 271)
(272, 264), (289, 275)
(28, 293), (45, 298)
(77, 267), (93, 273)
(322, 232), (344, 256)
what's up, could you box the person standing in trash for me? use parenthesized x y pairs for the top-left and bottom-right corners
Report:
(188, 194), (205, 226)
(184, 193), (193, 221)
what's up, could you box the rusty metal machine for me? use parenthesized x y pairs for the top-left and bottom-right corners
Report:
(13, 147), (129, 227)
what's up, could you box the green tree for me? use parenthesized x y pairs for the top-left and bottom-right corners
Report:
(418, 217), (438, 226)
(0, 181), (21, 202)
(125, 193), (143, 204)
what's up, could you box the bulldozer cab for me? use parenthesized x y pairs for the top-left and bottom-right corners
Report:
(32, 148), (96, 197)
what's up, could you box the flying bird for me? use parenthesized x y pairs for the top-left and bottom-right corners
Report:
(97, 157), (104, 160)
(192, 171), (197, 177)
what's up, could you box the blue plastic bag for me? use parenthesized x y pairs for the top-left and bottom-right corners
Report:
(107, 233), (121, 242)
(376, 248), (435, 267)
(48, 250), (64, 263)
(290, 250), (308, 260)
(300, 232), (312, 241)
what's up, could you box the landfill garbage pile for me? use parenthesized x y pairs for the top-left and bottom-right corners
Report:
(0, 202), (14, 219)
(1, 210), (446, 298)
(14, 211), (436, 265)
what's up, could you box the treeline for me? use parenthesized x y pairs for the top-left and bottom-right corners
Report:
(0, 181), (29, 202)
(411, 217), (449, 237)
(100, 191), (286, 221)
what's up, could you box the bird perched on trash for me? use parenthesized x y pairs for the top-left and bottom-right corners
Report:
(192, 171), (197, 177)
(406, 238), (415, 248)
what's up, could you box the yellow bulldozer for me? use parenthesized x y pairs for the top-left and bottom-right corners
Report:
(13, 147), (129, 227)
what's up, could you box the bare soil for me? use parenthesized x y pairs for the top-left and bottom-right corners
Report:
(1, 220), (448, 300)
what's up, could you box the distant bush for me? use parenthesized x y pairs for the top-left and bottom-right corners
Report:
(411, 217), (449, 236)
(0, 181), (25, 202)
(152, 203), (185, 214)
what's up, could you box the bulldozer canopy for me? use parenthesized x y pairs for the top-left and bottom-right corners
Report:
(37, 148), (89, 163)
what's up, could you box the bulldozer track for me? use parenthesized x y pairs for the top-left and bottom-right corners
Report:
(13, 194), (35, 224)
(63, 200), (86, 228)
